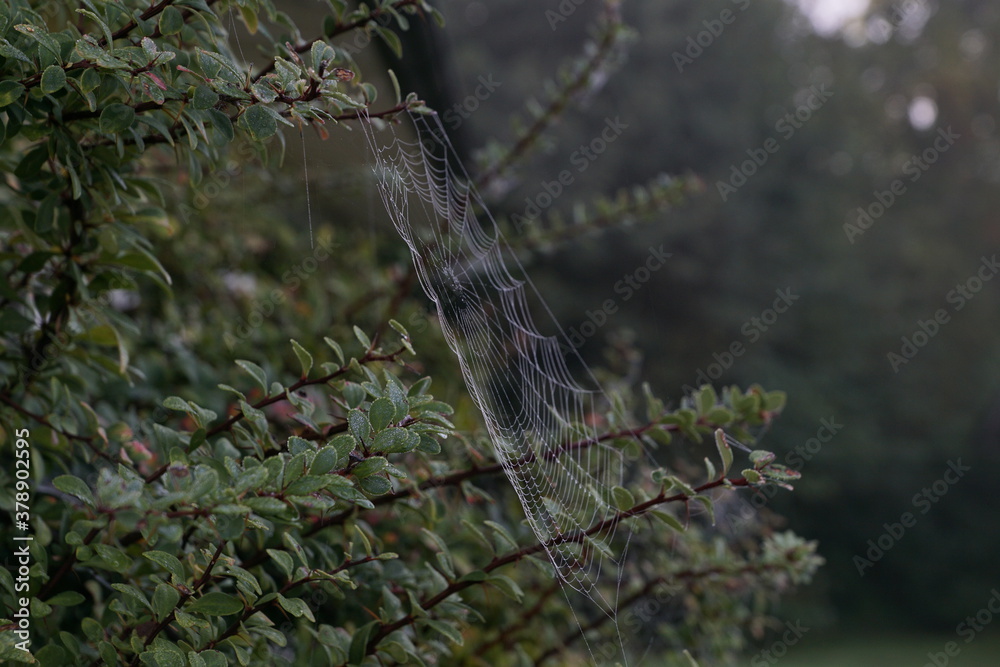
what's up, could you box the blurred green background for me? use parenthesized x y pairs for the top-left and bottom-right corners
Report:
(221, 0), (1000, 663)
(357, 0), (1000, 662)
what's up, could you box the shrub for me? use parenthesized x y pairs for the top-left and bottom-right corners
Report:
(0, 1), (820, 665)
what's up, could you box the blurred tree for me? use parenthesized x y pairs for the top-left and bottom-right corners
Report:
(436, 0), (1000, 631)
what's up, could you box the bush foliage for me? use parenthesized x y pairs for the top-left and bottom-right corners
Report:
(0, 1), (820, 665)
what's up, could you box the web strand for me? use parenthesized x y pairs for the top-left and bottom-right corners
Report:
(362, 109), (642, 662)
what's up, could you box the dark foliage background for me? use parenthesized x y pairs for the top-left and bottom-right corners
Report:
(421, 0), (1000, 646)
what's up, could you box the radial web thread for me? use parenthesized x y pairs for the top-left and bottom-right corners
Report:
(362, 109), (634, 598)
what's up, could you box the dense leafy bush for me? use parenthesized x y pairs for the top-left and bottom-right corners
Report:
(0, 1), (820, 664)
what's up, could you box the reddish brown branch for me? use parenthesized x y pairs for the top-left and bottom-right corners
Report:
(144, 346), (408, 483)
(251, 0), (425, 80)
(125, 541), (226, 667)
(361, 475), (752, 656)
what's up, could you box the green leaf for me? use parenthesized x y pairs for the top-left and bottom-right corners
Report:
(611, 485), (634, 511)
(99, 642), (116, 665)
(207, 109), (234, 143)
(484, 521), (519, 551)
(120, 207), (170, 228)
(353, 325), (371, 349)
(704, 457), (717, 481)
(93, 544), (131, 573)
(309, 446), (339, 475)
(235, 359), (268, 391)
(267, 549), (295, 579)
(492, 570), (534, 602)
(764, 390), (787, 411)
(53, 475), (95, 507)
(152, 583), (181, 621)
(423, 619), (463, 646)
(372, 428), (415, 454)
(706, 406), (733, 424)
(310, 39), (334, 71)
(330, 433), (356, 461)
(0, 80), (25, 107)
(358, 475), (391, 495)
(45, 591), (85, 606)
(459, 570), (488, 583)
(191, 84), (219, 110)
(696, 384), (717, 415)
(282, 532), (308, 568)
(664, 476), (696, 497)
(749, 450), (776, 469)
(742, 469), (763, 485)
(240, 104), (277, 140)
(351, 456), (386, 479)
(348, 409), (371, 443)
(81, 617), (103, 641)
(14, 23), (60, 61)
(348, 621), (379, 665)
(289, 338), (314, 377)
(650, 509), (686, 532)
(140, 650), (185, 667)
(244, 496), (288, 514)
(375, 24), (403, 59)
(79, 68), (100, 93)
(761, 463), (801, 483)
(111, 583), (151, 611)
(197, 650), (227, 667)
(324, 337), (345, 365)
(100, 103), (136, 134)
(0, 39), (31, 63)
(368, 397), (395, 432)
(40, 65), (66, 94)
(159, 6), (185, 35)
(416, 434), (441, 454)
(186, 592), (244, 616)
(277, 594), (315, 621)
(342, 382), (366, 408)
(388, 68), (402, 104)
(691, 495), (715, 525)
(111, 249), (172, 286)
(144, 551), (185, 582)
(715, 429), (733, 476)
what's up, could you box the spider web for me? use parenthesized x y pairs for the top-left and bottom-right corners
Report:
(361, 109), (640, 610)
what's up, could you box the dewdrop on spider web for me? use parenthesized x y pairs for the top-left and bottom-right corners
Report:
(359, 107), (642, 640)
